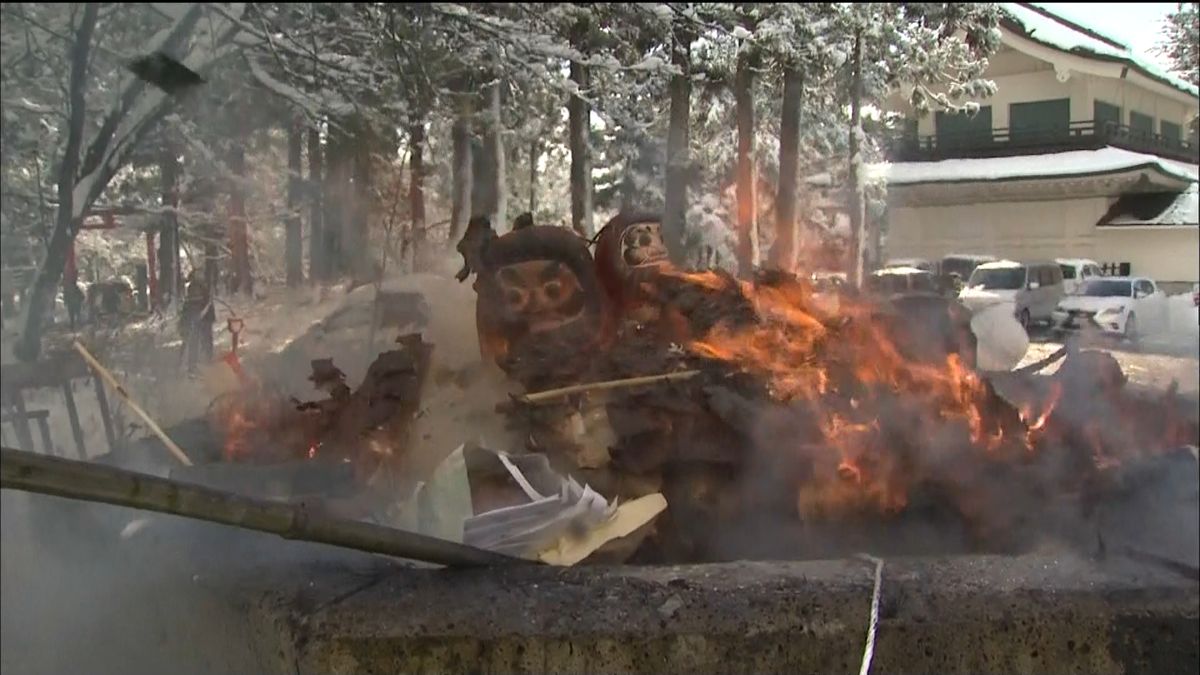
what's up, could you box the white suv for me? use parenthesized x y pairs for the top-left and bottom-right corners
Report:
(1055, 258), (1103, 296)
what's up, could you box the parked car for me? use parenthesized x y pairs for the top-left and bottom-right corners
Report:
(1051, 276), (1168, 342)
(1054, 258), (1104, 295)
(882, 258), (938, 274)
(938, 254), (997, 296)
(939, 254), (997, 284)
(959, 260), (1065, 329)
(866, 266), (939, 298)
(809, 271), (847, 314)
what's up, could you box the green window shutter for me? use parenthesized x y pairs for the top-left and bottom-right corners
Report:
(1129, 111), (1154, 140)
(935, 106), (992, 150)
(1093, 100), (1121, 133)
(1009, 98), (1071, 143)
(1161, 121), (1182, 146)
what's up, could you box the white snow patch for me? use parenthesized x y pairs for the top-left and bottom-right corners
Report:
(870, 147), (1200, 186)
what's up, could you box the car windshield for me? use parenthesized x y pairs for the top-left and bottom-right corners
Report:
(1059, 264), (1076, 280)
(1079, 279), (1132, 297)
(967, 267), (1026, 290)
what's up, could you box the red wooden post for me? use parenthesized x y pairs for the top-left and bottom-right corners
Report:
(64, 243), (78, 285)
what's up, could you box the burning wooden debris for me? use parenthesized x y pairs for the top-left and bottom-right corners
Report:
(452, 212), (1199, 563)
(44, 213), (1191, 568)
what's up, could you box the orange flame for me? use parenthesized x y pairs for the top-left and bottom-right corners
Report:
(665, 270), (1032, 521)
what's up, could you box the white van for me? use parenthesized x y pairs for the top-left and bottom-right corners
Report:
(959, 260), (1065, 329)
(1054, 258), (1104, 295)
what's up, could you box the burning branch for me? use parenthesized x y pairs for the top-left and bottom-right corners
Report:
(72, 340), (193, 466)
(517, 370), (701, 405)
(0, 447), (524, 568)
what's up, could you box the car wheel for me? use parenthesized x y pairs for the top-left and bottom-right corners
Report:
(1018, 309), (1031, 332)
(1124, 313), (1139, 345)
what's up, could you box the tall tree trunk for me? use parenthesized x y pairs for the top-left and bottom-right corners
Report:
(159, 141), (180, 307)
(568, 60), (594, 238)
(348, 120), (372, 277)
(847, 28), (866, 287)
(307, 126), (324, 282)
(228, 142), (250, 295)
(323, 120), (350, 277)
(770, 65), (803, 272)
(14, 3), (98, 362)
(449, 95), (473, 244)
(662, 22), (694, 262)
(285, 116), (304, 287)
(734, 47), (758, 278)
(529, 138), (539, 215)
(409, 120), (426, 272)
(483, 81), (506, 230)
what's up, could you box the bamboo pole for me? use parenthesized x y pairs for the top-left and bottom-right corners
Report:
(72, 340), (193, 466)
(0, 446), (525, 568)
(518, 370), (701, 405)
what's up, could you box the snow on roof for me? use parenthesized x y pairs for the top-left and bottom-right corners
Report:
(874, 266), (930, 276)
(977, 260), (1025, 269)
(1054, 257), (1099, 266)
(869, 147), (1200, 186)
(1001, 3), (1199, 99)
(1101, 184), (1200, 227)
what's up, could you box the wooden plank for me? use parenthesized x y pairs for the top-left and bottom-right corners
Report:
(61, 381), (88, 459)
(5, 389), (36, 452)
(92, 371), (118, 453)
(35, 416), (55, 456)
(0, 447), (527, 568)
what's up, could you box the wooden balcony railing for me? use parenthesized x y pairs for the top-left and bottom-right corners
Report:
(890, 120), (1199, 164)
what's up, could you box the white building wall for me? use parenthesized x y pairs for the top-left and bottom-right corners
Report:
(887, 198), (1199, 284)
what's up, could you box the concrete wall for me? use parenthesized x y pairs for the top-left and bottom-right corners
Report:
(1093, 226), (1200, 284)
(886, 199), (1199, 284)
(886, 197), (1108, 260)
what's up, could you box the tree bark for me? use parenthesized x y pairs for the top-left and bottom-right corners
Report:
(449, 95), (473, 244)
(662, 22), (694, 263)
(529, 138), (539, 215)
(307, 126), (324, 282)
(13, 3), (98, 362)
(770, 65), (803, 272)
(483, 81), (506, 230)
(323, 120), (350, 277)
(847, 28), (866, 287)
(734, 47), (758, 278)
(228, 142), (251, 295)
(159, 140), (180, 307)
(568, 60), (594, 238)
(409, 120), (426, 272)
(349, 120), (372, 277)
(285, 116), (304, 287)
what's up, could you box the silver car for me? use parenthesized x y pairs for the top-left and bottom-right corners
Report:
(958, 260), (1065, 329)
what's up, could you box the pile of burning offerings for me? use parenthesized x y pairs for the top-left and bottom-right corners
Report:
(202, 334), (433, 512)
(460, 212), (1197, 562)
(191, 211), (1195, 564)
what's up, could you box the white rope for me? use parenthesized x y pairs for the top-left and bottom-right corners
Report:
(857, 553), (885, 675)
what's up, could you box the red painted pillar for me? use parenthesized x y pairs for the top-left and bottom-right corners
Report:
(64, 243), (78, 284)
(146, 231), (159, 310)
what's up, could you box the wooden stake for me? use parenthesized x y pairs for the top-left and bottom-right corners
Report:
(518, 370), (701, 405)
(72, 340), (193, 466)
(0, 446), (524, 568)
